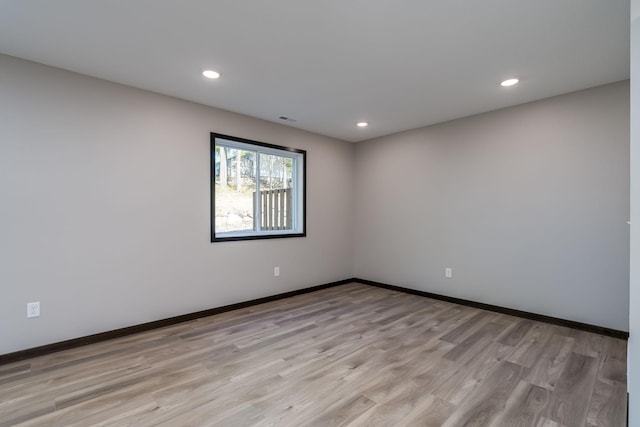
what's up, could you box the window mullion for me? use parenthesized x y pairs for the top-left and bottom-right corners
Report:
(291, 159), (297, 230)
(255, 152), (262, 232)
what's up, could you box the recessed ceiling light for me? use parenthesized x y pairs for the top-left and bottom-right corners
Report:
(357, 122), (368, 128)
(500, 78), (519, 87)
(202, 70), (220, 79)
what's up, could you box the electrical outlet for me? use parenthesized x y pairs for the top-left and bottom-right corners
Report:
(445, 268), (453, 279)
(27, 302), (40, 318)
(274, 266), (280, 277)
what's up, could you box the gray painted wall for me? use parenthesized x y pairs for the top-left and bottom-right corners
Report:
(0, 52), (631, 361)
(0, 54), (355, 355)
(354, 82), (630, 331)
(629, 0), (639, 424)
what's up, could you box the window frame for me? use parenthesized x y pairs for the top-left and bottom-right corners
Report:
(210, 133), (306, 242)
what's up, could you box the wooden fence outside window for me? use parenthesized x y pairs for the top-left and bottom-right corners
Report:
(254, 188), (292, 230)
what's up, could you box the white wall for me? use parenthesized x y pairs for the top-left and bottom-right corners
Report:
(354, 82), (630, 331)
(629, 0), (639, 424)
(0, 54), (355, 355)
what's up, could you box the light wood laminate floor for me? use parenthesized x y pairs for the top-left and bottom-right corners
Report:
(0, 283), (627, 426)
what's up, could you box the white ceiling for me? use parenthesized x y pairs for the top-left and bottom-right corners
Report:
(0, 0), (630, 142)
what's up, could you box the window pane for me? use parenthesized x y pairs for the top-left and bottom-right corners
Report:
(259, 154), (294, 230)
(214, 146), (256, 233)
(211, 133), (305, 242)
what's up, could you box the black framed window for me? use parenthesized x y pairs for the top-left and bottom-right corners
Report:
(211, 133), (306, 242)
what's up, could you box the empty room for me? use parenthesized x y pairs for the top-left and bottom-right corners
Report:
(1, 1), (638, 426)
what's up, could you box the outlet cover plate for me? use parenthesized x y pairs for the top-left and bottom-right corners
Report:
(27, 302), (40, 318)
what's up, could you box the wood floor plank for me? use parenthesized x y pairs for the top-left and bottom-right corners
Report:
(351, 386), (448, 427)
(0, 283), (627, 427)
(394, 394), (456, 427)
(571, 331), (607, 358)
(586, 380), (627, 427)
(536, 417), (568, 427)
(506, 323), (555, 368)
(498, 319), (535, 347)
(597, 337), (627, 386)
(489, 380), (550, 427)
(434, 341), (514, 406)
(0, 363), (31, 382)
(440, 311), (489, 343)
(526, 334), (575, 390)
(441, 360), (529, 427)
(300, 395), (375, 427)
(543, 352), (600, 427)
(443, 321), (503, 363)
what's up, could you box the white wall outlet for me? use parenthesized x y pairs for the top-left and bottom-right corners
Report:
(27, 302), (40, 318)
(274, 266), (280, 277)
(445, 268), (453, 279)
